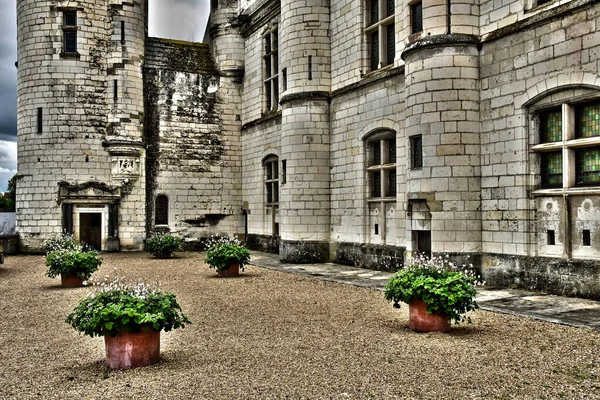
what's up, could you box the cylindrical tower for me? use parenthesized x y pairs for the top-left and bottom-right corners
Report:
(16, 0), (147, 252)
(278, 0), (331, 262)
(401, 0), (481, 257)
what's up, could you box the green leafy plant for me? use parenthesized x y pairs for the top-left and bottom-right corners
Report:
(66, 273), (191, 337)
(45, 247), (102, 280)
(205, 236), (250, 271)
(384, 254), (483, 324)
(146, 233), (182, 258)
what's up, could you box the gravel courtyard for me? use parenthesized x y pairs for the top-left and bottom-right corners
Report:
(0, 252), (598, 399)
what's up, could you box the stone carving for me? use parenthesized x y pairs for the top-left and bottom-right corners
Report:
(112, 158), (140, 177)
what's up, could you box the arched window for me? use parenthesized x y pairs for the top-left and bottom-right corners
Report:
(155, 195), (169, 226)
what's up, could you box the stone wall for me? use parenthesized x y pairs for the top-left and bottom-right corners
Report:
(144, 38), (243, 242)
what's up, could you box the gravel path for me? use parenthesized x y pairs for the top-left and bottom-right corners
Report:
(0, 253), (598, 399)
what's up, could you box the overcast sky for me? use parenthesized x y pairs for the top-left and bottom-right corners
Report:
(0, 0), (209, 192)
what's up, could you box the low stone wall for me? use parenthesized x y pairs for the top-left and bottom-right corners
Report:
(332, 242), (405, 272)
(246, 234), (280, 254)
(482, 254), (600, 300)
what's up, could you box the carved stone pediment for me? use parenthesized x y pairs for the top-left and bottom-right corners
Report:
(58, 181), (122, 201)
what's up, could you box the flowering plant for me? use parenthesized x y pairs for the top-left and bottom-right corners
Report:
(205, 235), (250, 271)
(66, 272), (191, 337)
(45, 246), (102, 281)
(147, 233), (183, 258)
(45, 232), (78, 252)
(384, 254), (484, 324)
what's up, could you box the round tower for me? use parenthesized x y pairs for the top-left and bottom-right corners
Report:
(278, 0), (332, 262)
(16, 0), (147, 252)
(401, 0), (481, 257)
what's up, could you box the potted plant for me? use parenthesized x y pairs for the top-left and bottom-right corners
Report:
(45, 234), (102, 287)
(205, 236), (251, 277)
(384, 254), (483, 333)
(66, 274), (191, 369)
(146, 233), (183, 258)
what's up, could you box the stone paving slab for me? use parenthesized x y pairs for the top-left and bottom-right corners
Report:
(249, 251), (600, 331)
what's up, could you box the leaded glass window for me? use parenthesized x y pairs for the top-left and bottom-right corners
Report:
(541, 151), (562, 188)
(62, 11), (78, 54)
(540, 108), (562, 143)
(576, 147), (600, 185)
(576, 101), (600, 138)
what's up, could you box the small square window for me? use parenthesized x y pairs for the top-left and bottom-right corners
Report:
(64, 11), (77, 27)
(411, 2), (423, 34)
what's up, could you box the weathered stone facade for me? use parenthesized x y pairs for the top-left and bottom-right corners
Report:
(16, 0), (600, 297)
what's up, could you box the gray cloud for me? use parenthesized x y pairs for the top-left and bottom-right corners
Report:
(0, 0), (17, 146)
(149, 0), (209, 42)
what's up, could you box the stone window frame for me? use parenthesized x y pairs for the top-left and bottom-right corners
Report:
(410, 134), (423, 169)
(365, 130), (398, 200)
(263, 27), (279, 113)
(61, 9), (79, 56)
(364, 0), (396, 72)
(155, 194), (169, 227)
(532, 98), (600, 192)
(410, 0), (423, 35)
(263, 154), (280, 236)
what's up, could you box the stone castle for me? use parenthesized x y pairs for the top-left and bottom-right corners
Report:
(16, 0), (600, 297)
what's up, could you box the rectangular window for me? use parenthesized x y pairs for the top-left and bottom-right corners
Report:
(540, 108), (562, 142)
(583, 229), (591, 246)
(263, 29), (279, 112)
(575, 101), (600, 139)
(121, 21), (126, 43)
(547, 230), (555, 245)
(282, 68), (287, 92)
(265, 158), (279, 204)
(63, 11), (78, 54)
(366, 0), (395, 72)
(411, 1), (423, 34)
(113, 80), (118, 101)
(541, 151), (563, 187)
(388, 169), (397, 196)
(388, 138), (396, 163)
(37, 107), (43, 134)
(282, 159), (287, 184)
(576, 147), (600, 186)
(386, 24), (395, 68)
(373, 142), (381, 165)
(63, 11), (77, 26)
(372, 171), (381, 197)
(411, 135), (423, 169)
(369, 31), (379, 72)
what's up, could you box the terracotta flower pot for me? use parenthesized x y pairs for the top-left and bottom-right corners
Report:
(217, 263), (240, 277)
(61, 275), (83, 288)
(408, 298), (450, 333)
(104, 328), (160, 369)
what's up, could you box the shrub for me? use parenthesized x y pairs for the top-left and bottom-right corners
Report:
(66, 274), (191, 337)
(45, 247), (102, 280)
(384, 254), (483, 324)
(205, 236), (250, 271)
(147, 233), (182, 258)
